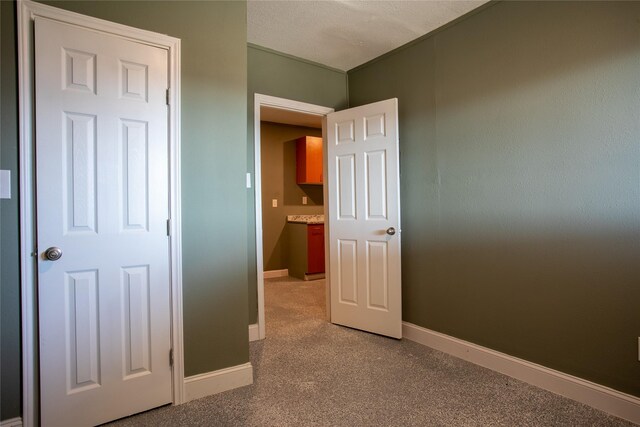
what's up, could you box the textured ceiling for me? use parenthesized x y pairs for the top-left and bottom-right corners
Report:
(248, 0), (489, 71)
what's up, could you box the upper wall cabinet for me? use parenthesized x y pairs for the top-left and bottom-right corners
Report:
(296, 136), (323, 185)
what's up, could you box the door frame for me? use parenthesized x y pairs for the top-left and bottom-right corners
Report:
(252, 94), (333, 340)
(17, 2), (184, 425)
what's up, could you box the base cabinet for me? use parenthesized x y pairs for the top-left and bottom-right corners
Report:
(307, 225), (324, 273)
(289, 223), (325, 280)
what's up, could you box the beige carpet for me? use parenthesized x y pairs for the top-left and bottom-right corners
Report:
(108, 276), (633, 426)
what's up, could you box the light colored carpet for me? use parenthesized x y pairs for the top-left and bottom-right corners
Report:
(109, 276), (634, 426)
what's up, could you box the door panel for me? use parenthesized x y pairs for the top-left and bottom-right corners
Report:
(327, 99), (402, 338)
(122, 265), (152, 377)
(121, 119), (150, 231)
(338, 239), (358, 305)
(366, 241), (389, 310)
(36, 17), (172, 427)
(365, 150), (387, 219)
(66, 269), (101, 391)
(64, 112), (98, 233)
(337, 154), (357, 219)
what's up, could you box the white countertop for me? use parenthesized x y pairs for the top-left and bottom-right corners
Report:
(287, 214), (324, 224)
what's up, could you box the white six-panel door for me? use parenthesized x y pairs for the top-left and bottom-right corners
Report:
(35, 17), (172, 426)
(326, 99), (402, 338)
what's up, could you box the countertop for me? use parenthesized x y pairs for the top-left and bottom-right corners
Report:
(287, 214), (324, 224)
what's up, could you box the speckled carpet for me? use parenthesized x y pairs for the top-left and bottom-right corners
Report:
(108, 276), (634, 426)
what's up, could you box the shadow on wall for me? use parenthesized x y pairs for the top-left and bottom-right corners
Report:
(266, 138), (323, 270)
(432, 1), (640, 114)
(402, 225), (640, 396)
(260, 122), (323, 272)
(283, 139), (323, 206)
(348, 0), (640, 398)
(267, 225), (289, 271)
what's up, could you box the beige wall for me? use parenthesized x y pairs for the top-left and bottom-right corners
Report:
(261, 122), (323, 271)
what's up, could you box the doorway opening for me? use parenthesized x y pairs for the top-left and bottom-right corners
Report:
(252, 95), (334, 340)
(252, 95), (403, 342)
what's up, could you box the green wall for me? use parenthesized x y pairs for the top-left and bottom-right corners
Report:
(348, 1), (640, 397)
(1, 2), (249, 418)
(247, 45), (348, 323)
(3, 1), (638, 421)
(1, 0), (22, 421)
(260, 122), (323, 271)
(41, 0), (249, 378)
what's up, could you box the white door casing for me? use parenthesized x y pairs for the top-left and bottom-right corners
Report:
(36, 16), (172, 426)
(252, 94), (334, 340)
(326, 98), (402, 338)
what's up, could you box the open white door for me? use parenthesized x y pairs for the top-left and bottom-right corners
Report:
(35, 17), (172, 426)
(326, 98), (402, 338)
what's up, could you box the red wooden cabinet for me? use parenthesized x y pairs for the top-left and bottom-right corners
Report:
(296, 136), (323, 184)
(289, 222), (325, 279)
(307, 224), (325, 274)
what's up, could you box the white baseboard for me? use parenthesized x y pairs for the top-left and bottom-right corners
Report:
(0, 418), (22, 427)
(183, 362), (253, 402)
(249, 323), (260, 342)
(263, 269), (288, 279)
(402, 322), (640, 425)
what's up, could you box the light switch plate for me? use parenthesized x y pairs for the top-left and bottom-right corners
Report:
(246, 173), (252, 189)
(302, 196), (308, 205)
(272, 199), (277, 208)
(0, 170), (10, 199)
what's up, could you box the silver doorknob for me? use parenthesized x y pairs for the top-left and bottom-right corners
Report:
(44, 247), (63, 261)
(386, 227), (396, 236)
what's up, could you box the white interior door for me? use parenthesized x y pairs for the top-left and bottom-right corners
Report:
(326, 98), (402, 338)
(36, 17), (172, 426)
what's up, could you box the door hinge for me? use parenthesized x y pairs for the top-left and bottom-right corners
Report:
(166, 219), (171, 236)
(166, 88), (170, 105)
(169, 349), (174, 367)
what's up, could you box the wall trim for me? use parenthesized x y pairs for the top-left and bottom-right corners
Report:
(248, 323), (260, 342)
(253, 94), (334, 342)
(402, 322), (640, 425)
(263, 269), (289, 279)
(17, 2), (184, 425)
(0, 418), (23, 427)
(183, 363), (253, 402)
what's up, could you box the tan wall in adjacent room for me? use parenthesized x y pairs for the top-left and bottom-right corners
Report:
(260, 122), (323, 271)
